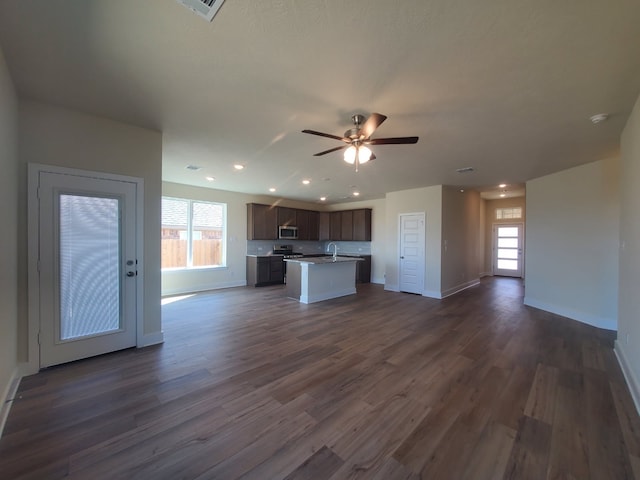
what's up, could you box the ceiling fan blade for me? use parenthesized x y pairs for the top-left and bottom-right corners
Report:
(358, 113), (387, 139)
(313, 145), (348, 156)
(366, 136), (419, 145)
(302, 129), (349, 142)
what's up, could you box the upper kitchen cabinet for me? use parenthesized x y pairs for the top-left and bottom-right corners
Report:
(297, 209), (319, 241)
(353, 209), (372, 241)
(277, 207), (297, 227)
(318, 212), (331, 241)
(340, 210), (354, 241)
(330, 212), (342, 240)
(247, 203), (278, 240)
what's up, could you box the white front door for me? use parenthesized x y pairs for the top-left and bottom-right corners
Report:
(493, 223), (524, 277)
(37, 170), (139, 368)
(399, 213), (425, 294)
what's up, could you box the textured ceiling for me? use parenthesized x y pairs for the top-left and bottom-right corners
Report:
(1, 0), (639, 204)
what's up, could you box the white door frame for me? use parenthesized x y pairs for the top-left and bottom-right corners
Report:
(27, 164), (145, 374)
(398, 212), (426, 295)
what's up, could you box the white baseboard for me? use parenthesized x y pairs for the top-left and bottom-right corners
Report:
(440, 279), (481, 299)
(423, 289), (442, 299)
(523, 296), (617, 331)
(138, 331), (164, 348)
(480, 271), (493, 278)
(0, 368), (21, 438)
(614, 341), (640, 416)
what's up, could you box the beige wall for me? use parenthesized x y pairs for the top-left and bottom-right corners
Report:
(441, 187), (482, 296)
(617, 93), (640, 409)
(0, 46), (19, 416)
(482, 196), (527, 276)
(524, 157), (620, 330)
(19, 101), (163, 363)
(385, 185), (442, 297)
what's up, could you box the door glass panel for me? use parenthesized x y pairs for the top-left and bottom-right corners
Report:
(498, 249), (518, 259)
(497, 259), (518, 270)
(59, 194), (121, 340)
(498, 227), (518, 237)
(498, 238), (518, 248)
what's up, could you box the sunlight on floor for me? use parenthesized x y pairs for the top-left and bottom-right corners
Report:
(161, 294), (195, 306)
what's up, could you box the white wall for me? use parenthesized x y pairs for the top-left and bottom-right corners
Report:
(0, 45), (19, 426)
(616, 93), (640, 411)
(19, 101), (163, 362)
(161, 182), (327, 295)
(385, 186), (442, 297)
(325, 198), (386, 284)
(524, 157), (620, 330)
(441, 187), (481, 297)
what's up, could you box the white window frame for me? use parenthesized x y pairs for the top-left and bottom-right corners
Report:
(161, 197), (227, 270)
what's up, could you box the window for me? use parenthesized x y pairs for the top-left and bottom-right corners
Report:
(496, 207), (522, 220)
(161, 197), (226, 269)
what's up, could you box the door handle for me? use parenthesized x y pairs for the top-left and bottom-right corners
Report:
(400, 256), (404, 259)
(126, 271), (136, 277)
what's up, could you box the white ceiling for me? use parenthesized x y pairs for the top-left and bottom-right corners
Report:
(1, 0), (639, 204)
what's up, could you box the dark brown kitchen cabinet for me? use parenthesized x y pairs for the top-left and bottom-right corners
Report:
(247, 203), (278, 240)
(246, 256), (284, 286)
(277, 207), (297, 227)
(356, 255), (371, 283)
(297, 209), (319, 240)
(353, 209), (372, 241)
(330, 212), (342, 240)
(318, 212), (330, 240)
(340, 210), (354, 240)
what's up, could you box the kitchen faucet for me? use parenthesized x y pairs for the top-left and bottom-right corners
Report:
(327, 242), (338, 260)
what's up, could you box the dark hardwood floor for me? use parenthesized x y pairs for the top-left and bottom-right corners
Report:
(1, 277), (639, 479)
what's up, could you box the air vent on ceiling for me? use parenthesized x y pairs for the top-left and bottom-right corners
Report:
(456, 167), (474, 174)
(176, 0), (225, 22)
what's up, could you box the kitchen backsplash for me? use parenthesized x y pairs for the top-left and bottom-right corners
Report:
(247, 240), (371, 256)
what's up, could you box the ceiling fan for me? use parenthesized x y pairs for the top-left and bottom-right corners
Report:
(302, 113), (419, 171)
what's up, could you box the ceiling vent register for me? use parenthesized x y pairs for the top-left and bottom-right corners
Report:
(176, 0), (225, 22)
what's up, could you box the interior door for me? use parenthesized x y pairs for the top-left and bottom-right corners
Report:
(493, 223), (524, 277)
(399, 213), (425, 294)
(38, 171), (138, 368)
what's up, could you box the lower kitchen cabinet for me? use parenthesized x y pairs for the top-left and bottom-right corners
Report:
(246, 256), (284, 286)
(355, 255), (371, 283)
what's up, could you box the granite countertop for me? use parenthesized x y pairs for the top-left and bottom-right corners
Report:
(284, 256), (364, 264)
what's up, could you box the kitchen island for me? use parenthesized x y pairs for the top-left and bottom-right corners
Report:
(284, 256), (363, 304)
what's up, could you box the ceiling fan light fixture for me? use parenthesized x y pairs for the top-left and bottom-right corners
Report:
(343, 145), (372, 165)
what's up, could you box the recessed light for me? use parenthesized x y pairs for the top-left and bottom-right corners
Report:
(320, 196), (327, 201)
(186, 165), (202, 171)
(269, 187), (276, 192)
(500, 193), (506, 198)
(460, 189), (465, 193)
(205, 176), (215, 181)
(498, 183), (507, 188)
(302, 179), (310, 185)
(353, 191), (360, 197)
(233, 164), (244, 170)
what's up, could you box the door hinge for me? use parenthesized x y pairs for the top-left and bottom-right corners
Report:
(37, 331), (41, 345)
(37, 259), (41, 272)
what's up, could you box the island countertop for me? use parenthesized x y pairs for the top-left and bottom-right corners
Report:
(284, 256), (363, 265)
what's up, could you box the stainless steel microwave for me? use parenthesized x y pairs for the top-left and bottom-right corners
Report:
(278, 225), (298, 239)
